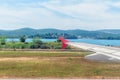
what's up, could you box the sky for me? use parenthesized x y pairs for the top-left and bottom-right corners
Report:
(0, 0), (120, 30)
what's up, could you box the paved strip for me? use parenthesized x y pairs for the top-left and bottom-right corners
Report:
(67, 42), (120, 62)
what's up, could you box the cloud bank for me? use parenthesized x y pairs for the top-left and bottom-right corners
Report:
(0, 0), (120, 30)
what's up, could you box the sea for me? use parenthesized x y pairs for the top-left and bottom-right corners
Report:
(6, 38), (120, 46)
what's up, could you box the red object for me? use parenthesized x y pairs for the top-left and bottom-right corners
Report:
(58, 37), (68, 49)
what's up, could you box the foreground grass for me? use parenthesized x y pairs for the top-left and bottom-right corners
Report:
(0, 51), (90, 57)
(0, 51), (119, 78)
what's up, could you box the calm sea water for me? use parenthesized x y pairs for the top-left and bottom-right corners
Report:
(6, 38), (120, 46)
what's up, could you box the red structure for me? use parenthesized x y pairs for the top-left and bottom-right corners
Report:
(58, 37), (68, 49)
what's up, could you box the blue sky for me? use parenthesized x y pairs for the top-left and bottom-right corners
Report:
(0, 0), (120, 30)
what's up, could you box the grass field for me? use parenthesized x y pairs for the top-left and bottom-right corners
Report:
(0, 50), (119, 79)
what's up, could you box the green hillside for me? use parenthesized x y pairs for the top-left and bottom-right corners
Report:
(0, 28), (120, 39)
(98, 29), (120, 34)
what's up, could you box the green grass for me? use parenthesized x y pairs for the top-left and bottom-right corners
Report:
(0, 51), (119, 78)
(0, 51), (90, 57)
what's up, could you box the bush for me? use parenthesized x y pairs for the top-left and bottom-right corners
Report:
(20, 35), (26, 43)
(30, 38), (44, 49)
(0, 36), (6, 45)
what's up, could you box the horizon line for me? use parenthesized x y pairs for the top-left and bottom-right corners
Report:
(0, 27), (120, 31)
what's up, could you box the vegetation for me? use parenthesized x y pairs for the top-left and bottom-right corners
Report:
(0, 36), (6, 45)
(20, 35), (26, 43)
(0, 36), (70, 49)
(29, 33), (77, 39)
(0, 28), (120, 39)
(0, 51), (119, 78)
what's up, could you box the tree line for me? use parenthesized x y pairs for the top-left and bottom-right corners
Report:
(29, 33), (77, 39)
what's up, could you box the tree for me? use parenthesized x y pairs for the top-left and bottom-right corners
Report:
(0, 36), (6, 45)
(32, 38), (43, 45)
(56, 39), (61, 42)
(30, 38), (43, 49)
(20, 35), (26, 43)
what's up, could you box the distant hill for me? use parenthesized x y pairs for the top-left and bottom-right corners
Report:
(97, 29), (120, 34)
(0, 28), (120, 39)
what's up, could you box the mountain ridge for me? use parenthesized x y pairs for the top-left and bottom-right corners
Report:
(0, 28), (120, 39)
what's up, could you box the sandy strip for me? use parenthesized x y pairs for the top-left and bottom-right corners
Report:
(0, 57), (38, 62)
(0, 57), (82, 62)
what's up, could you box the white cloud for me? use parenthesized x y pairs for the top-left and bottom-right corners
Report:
(106, 0), (120, 8)
(0, 0), (120, 30)
(42, 1), (108, 20)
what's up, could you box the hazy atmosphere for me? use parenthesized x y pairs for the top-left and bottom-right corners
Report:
(0, 0), (120, 30)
